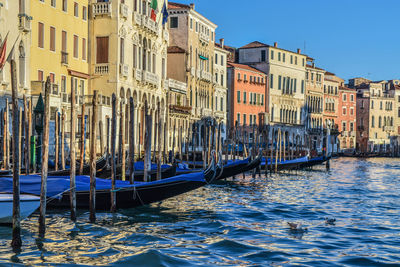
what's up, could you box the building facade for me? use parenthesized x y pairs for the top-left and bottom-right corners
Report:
(305, 63), (325, 152)
(30, 0), (89, 117)
(338, 86), (356, 151)
(90, 0), (169, 155)
(167, 2), (218, 148)
(0, 0), (31, 103)
(237, 41), (307, 147)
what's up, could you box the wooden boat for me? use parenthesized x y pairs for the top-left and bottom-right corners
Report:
(0, 193), (40, 224)
(48, 155), (108, 176)
(47, 154), (222, 210)
(299, 156), (326, 169)
(96, 163), (177, 181)
(217, 151), (262, 180)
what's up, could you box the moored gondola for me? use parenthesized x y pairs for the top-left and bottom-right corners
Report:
(217, 150), (262, 180)
(48, 155), (108, 176)
(298, 156), (326, 169)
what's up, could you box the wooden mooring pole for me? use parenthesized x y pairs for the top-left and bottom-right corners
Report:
(156, 101), (162, 180)
(39, 77), (51, 237)
(69, 85), (77, 222)
(10, 59), (21, 249)
(89, 91), (98, 222)
(54, 109), (59, 171)
(143, 101), (152, 182)
(120, 101), (126, 181)
(110, 94), (117, 212)
(128, 97), (135, 184)
(79, 104), (85, 175)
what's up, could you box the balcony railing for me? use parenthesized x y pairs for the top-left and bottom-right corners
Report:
(383, 126), (394, 132)
(342, 131), (348, 137)
(200, 70), (212, 82)
(95, 63), (109, 75)
(133, 12), (142, 25)
(120, 3), (129, 18)
(142, 71), (159, 86)
(199, 32), (209, 43)
(168, 79), (187, 92)
(142, 16), (158, 33)
(169, 104), (192, 114)
(61, 51), (69, 65)
(92, 2), (112, 17)
(18, 14), (31, 32)
(134, 68), (142, 81)
(120, 63), (129, 77)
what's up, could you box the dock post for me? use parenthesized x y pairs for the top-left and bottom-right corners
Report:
(110, 94), (117, 212)
(69, 85), (77, 222)
(157, 101), (162, 180)
(39, 77), (51, 237)
(89, 91), (98, 222)
(120, 101), (126, 181)
(10, 59), (21, 249)
(54, 109), (59, 171)
(79, 104), (85, 175)
(143, 101), (152, 182)
(99, 120), (104, 156)
(23, 96), (30, 174)
(128, 97), (135, 184)
(61, 109), (65, 170)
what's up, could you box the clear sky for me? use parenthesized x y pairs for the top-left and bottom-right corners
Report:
(172, 0), (400, 82)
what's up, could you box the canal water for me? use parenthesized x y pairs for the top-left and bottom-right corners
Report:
(0, 157), (399, 266)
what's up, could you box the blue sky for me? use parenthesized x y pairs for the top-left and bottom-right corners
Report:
(173, 0), (400, 82)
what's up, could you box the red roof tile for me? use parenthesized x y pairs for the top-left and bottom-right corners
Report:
(168, 2), (191, 9)
(239, 41), (268, 49)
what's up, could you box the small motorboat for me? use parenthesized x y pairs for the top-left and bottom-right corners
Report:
(0, 193), (40, 224)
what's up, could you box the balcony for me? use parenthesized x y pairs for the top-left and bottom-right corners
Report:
(92, 2), (112, 17)
(383, 126), (394, 132)
(142, 71), (159, 86)
(134, 69), (142, 81)
(200, 71), (212, 82)
(120, 64), (129, 77)
(142, 16), (158, 34)
(342, 131), (348, 137)
(133, 12), (142, 25)
(169, 104), (192, 115)
(95, 63), (109, 75)
(18, 14), (31, 32)
(201, 108), (213, 117)
(163, 79), (169, 91)
(61, 51), (69, 65)
(168, 79), (187, 92)
(120, 3), (129, 18)
(350, 131), (356, 136)
(199, 32), (209, 43)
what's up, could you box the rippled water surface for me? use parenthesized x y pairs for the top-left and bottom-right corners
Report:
(1, 158), (400, 266)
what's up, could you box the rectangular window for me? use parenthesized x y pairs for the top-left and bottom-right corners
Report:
(220, 74), (223, 86)
(343, 107), (346, 115)
(73, 35), (78, 58)
(74, 2), (79, 17)
(50, 26), (56, 51)
(342, 122), (346, 131)
(261, 94), (264, 105)
(243, 114), (247, 125)
(237, 91), (241, 103)
(301, 80), (304, 94)
(38, 22), (44, 48)
(350, 122), (354, 131)
(170, 17), (178, 28)
(96, 36), (109, 63)
(283, 53), (285, 62)
(343, 94), (347, 101)
(351, 94), (354, 101)
(133, 45), (137, 68)
(49, 73), (55, 83)
(82, 38), (86, 60)
(83, 6), (87, 20)
(237, 73), (241, 80)
(190, 18), (193, 29)
(62, 30), (67, 52)
(62, 0), (67, 12)
(294, 79), (297, 92)
(295, 56), (298, 65)
(261, 50), (266, 61)
(243, 92), (246, 104)
(270, 74), (274, 89)
(51, 0), (56, 7)
(302, 58), (305, 66)
(215, 53), (218, 64)
(237, 113), (240, 124)
(38, 70), (43, 81)
(120, 38), (124, 64)
(290, 55), (293, 64)
(61, 75), (66, 92)
(278, 75), (282, 90)
(350, 108), (354, 115)
(221, 55), (224, 66)
(271, 50), (274, 60)
(278, 52), (281, 61)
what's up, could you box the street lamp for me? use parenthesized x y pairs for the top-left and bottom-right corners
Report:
(34, 93), (44, 169)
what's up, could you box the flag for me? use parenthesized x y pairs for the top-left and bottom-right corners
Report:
(0, 32), (9, 70)
(162, 1), (168, 25)
(6, 34), (20, 64)
(150, 0), (158, 21)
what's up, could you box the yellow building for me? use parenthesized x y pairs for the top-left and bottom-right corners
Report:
(30, 0), (89, 115)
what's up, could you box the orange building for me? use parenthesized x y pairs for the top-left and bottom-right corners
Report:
(338, 86), (357, 151)
(227, 62), (268, 128)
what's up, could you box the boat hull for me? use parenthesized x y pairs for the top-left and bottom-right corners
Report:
(0, 194), (40, 224)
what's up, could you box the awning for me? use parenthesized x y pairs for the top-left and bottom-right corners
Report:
(199, 55), (208, 60)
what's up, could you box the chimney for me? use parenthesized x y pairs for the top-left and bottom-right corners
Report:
(274, 42), (278, 48)
(312, 63), (315, 68)
(220, 38), (225, 49)
(190, 3), (195, 10)
(297, 48), (301, 54)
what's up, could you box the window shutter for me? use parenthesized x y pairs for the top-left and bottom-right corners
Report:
(96, 37), (109, 64)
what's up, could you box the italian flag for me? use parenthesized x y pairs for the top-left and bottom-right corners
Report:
(150, 0), (158, 21)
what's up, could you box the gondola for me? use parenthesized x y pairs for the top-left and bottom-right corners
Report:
(96, 162), (177, 181)
(268, 156), (308, 171)
(48, 153), (222, 210)
(47, 155), (108, 176)
(217, 150), (262, 180)
(298, 156), (326, 169)
(0, 153), (222, 211)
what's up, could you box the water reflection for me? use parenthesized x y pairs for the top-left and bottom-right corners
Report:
(0, 158), (399, 265)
